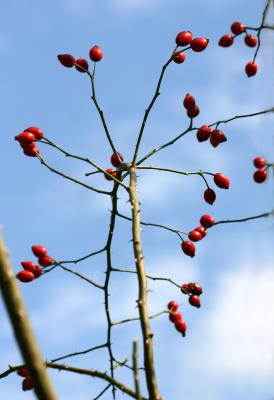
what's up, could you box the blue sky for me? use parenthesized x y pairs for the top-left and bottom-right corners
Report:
(1, 0), (274, 399)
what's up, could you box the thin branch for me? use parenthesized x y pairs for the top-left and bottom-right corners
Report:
(87, 68), (117, 155)
(112, 310), (167, 327)
(111, 268), (181, 289)
(136, 165), (214, 177)
(50, 343), (108, 363)
(57, 264), (104, 289)
(208, 107), (274, 128)
(116, 210), (185, 240)
(0, 237), (57, 400)
(132, 340), (142, 400)
(132, 50), (176, 164)
(253, 0), (273, 61)
(58, 247), (106, 265)
(36, 154), (111, 195)
(212, 210), (274, 227)
(93, 384), (112, 400)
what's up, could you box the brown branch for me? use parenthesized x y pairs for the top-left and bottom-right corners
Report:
(111, 268), (181, 289)
(128, 165), (162, 400)
(47, 362), (148, 400)
(0, 236), (57, 400)
(132, 340), (142, 400)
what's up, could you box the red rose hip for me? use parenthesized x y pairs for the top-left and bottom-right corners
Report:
(253, 168), (267, 183)
(75, 58), (89, 72)
(111, 152), (124, 167)
(175, 31), (192, 46)
(189, 294), (201, 308)
(21, 261), (36, 273)
(214, 173), (230, 189)
(245, 62), (258, 77)
(169, 310), (182, 323)
(89, 46), (103, 62)
(197, 125), (211, 142)
(32, 245), (48, 258)
(183, 93), (195, 109)
(57, 54), (75, 68)
(38, 256), (53, 267)
(188, 230), (202, 242)
(194, 226), (207, 238)
(24, 126), (43, 140)
(17, 368), (29, 377)
(200, 214), (215, 228)
(211, 129), (227, 144)
(167, 300), (179, 311)
(219, 34), (234, 47)
(16, 270), (35, 283)
(253, 157), (266, 168)
(190, 38), (208, 52)
(15, 132), (36, 145)
(175, 320), (187, 336)
(187, 105), (200, 118)
(104, 168), (117, 181)
(244, 34), (257, 47)
(173, 51), (186, 64)
(22, 376), (33, 391)
(204, 188), (216, 205)
(181, 241), (195, 257)
(231, 22), (246, 35)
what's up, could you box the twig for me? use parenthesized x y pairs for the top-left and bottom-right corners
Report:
(132, 340), (142, 400)
(212, 210), (273, 227)
(50, 343), (107, 363)
(112, 310), (167, 326)
(111, 268), (181, 289)
(57, 264), (104, 289)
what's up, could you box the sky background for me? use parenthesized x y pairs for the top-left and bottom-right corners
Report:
(1, 0), (274, 399)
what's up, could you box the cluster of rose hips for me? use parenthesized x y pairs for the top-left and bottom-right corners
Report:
(202, 173), (230, 206)
(17, 368), (33, 391)
(181, 282), (203, 308)
(167, 300), (187, 337)
(253, 157), (268, 183)
(58, 45), (103, 73)
(181, 214), (215, 257)
(16, 245), (54, 283)
(183, 93), (200, 118)
(104, 152), (124, 181)
(15, 127), (43, 157)
(218, 21), (258, 77)
(196, 125), (227, 148)
(173, 31), (208, 64)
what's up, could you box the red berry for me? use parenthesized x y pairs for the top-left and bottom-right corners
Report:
(176, 31), (192, 46)
(169, 310), (182, 323)
(104, 168), (117, 181)
(200, 214), (215, 228)
(245, 61), (258, 77)
(253, 157), (266, 168)
(75, 58), (89, 73)
(188, 230), (202, 242)
(210, 135), (220, 148)
(24, 127), (43, 140)
(167, 300), (179, 311)
(218, 34), (234, 47)
(244, 34), (257, 47)
(231, 22), (246, 35)
(22, 376), (33, 391)
(253, 168), (268, 183)
(15, 132), (35, 145)
(89, 46), (103, 62)
(187, 105), (200, 118)
(16, 270), (35, 283)
(21, 261), (36, 273)
(111, 152), (124, 167)
(188, 283), (203, 295)
(183, 93), (195, 109)
(214, 173), (230, 189)
(204, 188), (216, 205)
(180, 283), (190, 294)
(33, 266), (43, 277)
(181, 241), (196, 257)
(17, 368), (29, 377)
(189, 294), (201, 308)
(38, 256), (53, 267)
(197, 125), (211, 142)
(211, 129), (227, 144)
(173, 51), (186, 64)
(20, 142), (36, 150)
(23, 146), (40, 157)
(190, 38), (209, 52)
(194, 226), (207, 238)
(57, 54), (75, 68)
(32, 245), (48, 258)
(175, 320), (187, 336)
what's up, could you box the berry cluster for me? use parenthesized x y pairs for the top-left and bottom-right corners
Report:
(16, 245), (54, 283)
(173, 31), (209, 64)
(197, 125), (227, 147)
(181, 282), (203, 308)
(17, 368), (33, 391)
(202, 173), (229, 206)
(58, 45), (103, 73)
(218, 21), (258, 77)
(253, 157), (268, 183)
(181, 214), (215, 257)
(104, 152), (124, 181)
(183, 93), (200, 118)
(15, 127), (43, 157)
(167, 301), (187, 337)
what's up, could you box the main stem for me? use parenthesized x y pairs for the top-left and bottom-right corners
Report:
(128, 166), (161, 400)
